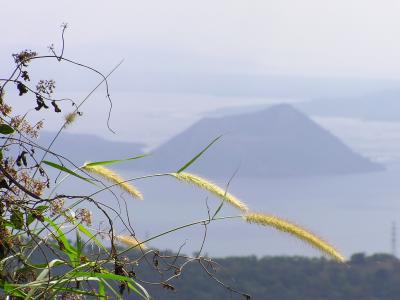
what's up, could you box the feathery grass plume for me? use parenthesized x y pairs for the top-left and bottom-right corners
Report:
(244, 212), (345, 263)
(63, 111), (78, 128)
(115, 235), (147, 250)
(83, 163), (143, 200)
(170, 172), (249, 212)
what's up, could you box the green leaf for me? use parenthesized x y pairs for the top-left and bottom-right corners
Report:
(26, 259), (66, 299)
(45, 217), (77, 264)
(26, 213), (34, 227)
(2, 281), (27, 298)
(4, 220), (16, 229)
(0, 124), (14, 135)
(36, 205), (49, 212)
(23, 262), (62, 270)
(72, 272), (149, 299)
(99, 279), (123, 300)
(98, 279), (106, 299)
(212, 168), (238, 220)
(46, 287), (100, 297)
(26, 205), (48, 226)
(77, 223), (109, 254)
(42, 160), (93, 184)
(84, 154), (148, 167)
(10, 210), (24, 230)
(33, 262), (58, 282)
(76, 230), (83, 266)
(127, 280), (151, 299)
(212, 199), (225, 220)
(177, 135), (222, 173)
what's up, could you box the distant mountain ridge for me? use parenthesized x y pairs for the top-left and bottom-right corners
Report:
(37, 104), (383, 177)
(206, 89), (400, 121)
(135, 104), (383, 177)
(295, 89), (400, 121)
(38, 131), (145, 166)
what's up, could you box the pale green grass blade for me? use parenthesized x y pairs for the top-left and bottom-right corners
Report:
(177, 135), (221, 173)
(72, 272), (149, 299)
(84, 154), (148, 167)
(42, 160), (93, 184)
(45, 217), (78, 264)
(77, 223), (109, 254)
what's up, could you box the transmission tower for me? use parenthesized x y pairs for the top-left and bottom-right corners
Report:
(392, 221), (397, 257)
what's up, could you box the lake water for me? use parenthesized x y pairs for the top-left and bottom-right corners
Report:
(33, 91), (400, 259)
(77, 162), (400, 260)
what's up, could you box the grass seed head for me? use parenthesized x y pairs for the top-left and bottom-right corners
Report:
(63, 111), (78, 128)
(171, 172), (249, 212)
(115, 235), (147, 250)
(244, 212), (345, 263)
(83, 163), (143, 200)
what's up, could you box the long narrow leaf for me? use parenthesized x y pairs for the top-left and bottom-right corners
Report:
(46, 287), (101, 297)
(99, 278), (123, 300)
(177, 135), (221, 173)
(77, 223), (109, 254)
(212, 168), (239, 219)
(45, 217), (77, 264)
(65, 208), (109, 254)
(127, 280), (151, 299)
(2, 281), (27, 298)
(84, 154), (148, 167)
(71, 272), (149, 299)
(26, 259), (65, 298)
(76, 230), (83, 266)
(98, 279), (107, 299)
(42, 160), (93, 184)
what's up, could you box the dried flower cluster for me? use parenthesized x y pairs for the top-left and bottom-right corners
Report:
(1, 163), (47, 204)
(0, 103), (12, 116)
(50, 198), (65, 217)
(76, 208), (92, 226)
(9, 116), (43, 138)
(12, 50), (37, 67)
(36, 79), (56, 96)
(0, 90), (12, 116)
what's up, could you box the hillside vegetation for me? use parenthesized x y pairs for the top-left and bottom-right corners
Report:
(134, 253), (400, 299)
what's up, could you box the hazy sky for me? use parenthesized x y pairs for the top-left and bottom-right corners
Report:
(3, 1), (400, 152)
(4, 2), (400, 257)
(3, 1), (400, 78)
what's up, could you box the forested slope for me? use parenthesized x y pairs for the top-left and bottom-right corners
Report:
(135, 253), (400, 299)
